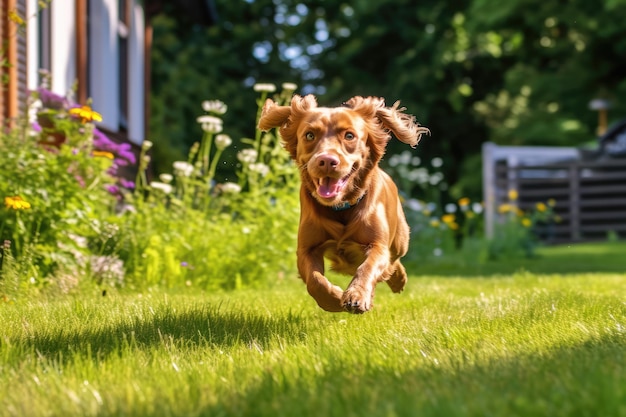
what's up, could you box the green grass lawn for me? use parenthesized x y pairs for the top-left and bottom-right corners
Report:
(1, 242), (625, 417)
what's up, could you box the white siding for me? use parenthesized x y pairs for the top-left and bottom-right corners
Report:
(89, 0), (119, 131)
(26, 0), (39, 90)
(128, 3), (144, 145)
(50, 0), (76, 96)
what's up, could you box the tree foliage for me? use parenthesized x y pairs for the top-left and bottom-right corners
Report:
(149, 0), (626, 199)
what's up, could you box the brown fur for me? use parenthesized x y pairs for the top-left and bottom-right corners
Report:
(258, 94), (429, 313)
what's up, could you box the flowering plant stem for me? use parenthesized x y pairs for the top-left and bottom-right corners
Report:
(254, 91), (271, 155)
(207, 148), (224, 188)
(200, 131), (213, 185)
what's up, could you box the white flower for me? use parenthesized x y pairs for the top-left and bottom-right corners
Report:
(215, 134), (232, 150)
(472, 202), (484, 214)
(29, 99), (42, 124)
(90, 255), (125, 286)
(221, 182), (242, 194)
(399, 150), (412, 165)
(406, 198), (423, 212)
(159, 173), (173, 184)
(249, 162), (270, 177)
(281, 82), (298, 91)
(253, 83), (276, 93)
(197, 115), (223, 133)
(150, 181), (173, 194)
(409, 168), (429, 184)
(237, 148), (258, 164)
(142, 140), (153, 151)
(173, 161), (194, 177)
(431, 157), (443, 168)
(201, 100), (228, 115)
(429, 172), (444, 185)
(444, 203), (457, 213)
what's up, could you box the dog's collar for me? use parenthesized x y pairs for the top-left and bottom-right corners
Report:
(331, 195), (364, 211)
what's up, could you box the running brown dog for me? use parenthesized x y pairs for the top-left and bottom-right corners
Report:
(258, 95), (429, 313)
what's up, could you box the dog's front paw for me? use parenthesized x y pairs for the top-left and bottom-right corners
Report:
(342, 286), (374, 314)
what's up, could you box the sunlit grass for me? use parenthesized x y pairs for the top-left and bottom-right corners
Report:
(411, 240), (626, 276)
(1, 254), (626, 416)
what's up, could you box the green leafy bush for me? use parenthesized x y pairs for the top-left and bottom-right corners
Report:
(0, 86), (120, 291)
(113, 84), (301, 291)
(1, 81), (300, 298)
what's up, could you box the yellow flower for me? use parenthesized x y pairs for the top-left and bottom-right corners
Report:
(516, 208), (525, 217)
(8, 10), (25, 26)
(441, 214), (456, 224)
(536, 202), (547, 212)
(92, 150), (115, 159)
(458, 197), (470, 207)
(5, 196), (31, 210)
(466, 211), (475, 219)
(508, 189), (518, 201)
(430, 219), (440, 228)
(498, 203), (513, 214)
(521, 218), (532, 228)
(69, 105), (103, 123)
(449, 222), (460, 230)
(547, 198), (556, 207)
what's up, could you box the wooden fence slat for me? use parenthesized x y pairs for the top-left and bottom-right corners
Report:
(484, 143), (626, 242)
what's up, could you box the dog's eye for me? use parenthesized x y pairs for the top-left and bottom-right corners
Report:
(305, 132), (315, 141)
(345, 132), (356, 140)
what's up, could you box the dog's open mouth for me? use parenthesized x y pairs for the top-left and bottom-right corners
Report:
(317, 173), (351, 199)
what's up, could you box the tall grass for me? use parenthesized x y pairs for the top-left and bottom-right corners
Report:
(2, 246), (625, 417)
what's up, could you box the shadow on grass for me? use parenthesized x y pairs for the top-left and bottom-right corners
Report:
(19, 302), (307, 361)
(202, 334), (626, 417)
(408, 241), (626, 277)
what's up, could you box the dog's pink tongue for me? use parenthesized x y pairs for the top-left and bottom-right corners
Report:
(318, 177), (341, 199)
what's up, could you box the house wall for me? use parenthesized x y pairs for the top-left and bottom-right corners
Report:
(25, 0), (145, 145)
(88, 0), (119, 133)
(128, 4), (144, 145)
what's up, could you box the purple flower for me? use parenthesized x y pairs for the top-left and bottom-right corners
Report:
(107, 164), (119, 176)
(75, 175), (86, 188)
(93, 128), (116, 150)
(93, 128), (137, 164)
(114, 158), (129, 167)
(32, 122), (42, 132)
(106, 185), (120, 195)
(116, 143), (137, 164)
(36, 87), (67, 110)
(120, 179), (135, 190)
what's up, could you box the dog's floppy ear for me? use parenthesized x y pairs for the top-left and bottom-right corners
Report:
(257, 94), (319, 131)
(344, 96), (429, 148)
(258, 94), (318, 160)
(376, 100), (429, 148)
(258, 99), (292, 132)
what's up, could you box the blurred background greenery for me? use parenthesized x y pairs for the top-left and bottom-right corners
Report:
(148, 0), (626, 203)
